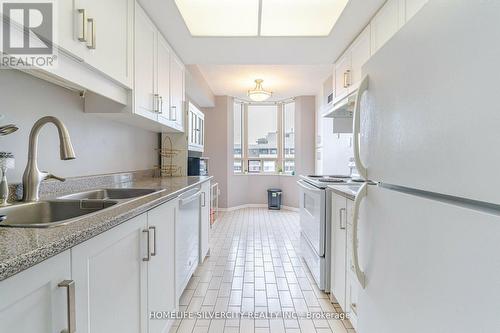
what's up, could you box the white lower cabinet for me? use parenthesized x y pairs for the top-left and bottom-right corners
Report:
(330, 192), (360, 329)
(147, 199), (177, 333)
(71, 214), (149, 333)
(330, 193), (348, 310)
(71, 199), (177, 333)
(200, 180), (211, 262)
(0, 251), (72, 333)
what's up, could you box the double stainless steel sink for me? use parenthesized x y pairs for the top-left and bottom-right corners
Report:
(0, 188), (161, 228)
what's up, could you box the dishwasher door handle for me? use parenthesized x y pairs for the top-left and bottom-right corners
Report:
(179, 191), (202, 206)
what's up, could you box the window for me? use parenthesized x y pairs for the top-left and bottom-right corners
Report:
(233, 100), (295, 174)
(233, 103), (243, 173)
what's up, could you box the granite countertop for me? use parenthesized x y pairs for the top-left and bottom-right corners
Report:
(0, 175), (212, 281)
(327, 183), (362, 201)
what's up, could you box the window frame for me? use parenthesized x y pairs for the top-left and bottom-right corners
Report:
(233, 100), (295, 175)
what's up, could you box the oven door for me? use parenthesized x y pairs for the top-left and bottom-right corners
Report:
(297, 180), (326, 256)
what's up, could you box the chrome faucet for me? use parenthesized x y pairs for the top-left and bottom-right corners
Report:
(22, 116), (76, 202)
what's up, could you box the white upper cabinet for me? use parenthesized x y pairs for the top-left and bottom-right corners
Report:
(133, 3), (185, 133)
(350, 25), (371, 86)
(170, 55), (186, 132)
(80, 0), (134, 87)
(334, 52), (351, 100)
(370, 0), (405, 56)
(0, 251), (71, 333)
(57, 0), (133, 87)
(134, 3), (158, 121)
(157, 35), (172, 126)
(188, 102), (205, 152)
(58, 0), (87, 60)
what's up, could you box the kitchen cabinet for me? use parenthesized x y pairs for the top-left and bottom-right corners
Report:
(134, 3), (158, 121)
(188, 102), (205, 152)
(170, 55), (186, 132)
(333, 25), (370, 104)
(71, 214), (148, 333)
(134, 3), (185, 133)
(147, 200), (177, 333)
(370, 0), (405, 56)
(345, 199), (359, 330)
(330, 193), (348, 311)
(58, 0), (133, 87)
(200, 180), (211, 262)
(157, 35), (172, 126)
(350, 25), (371, 86)
(405, 0), (428, 22)
(334, 53), (351, 100)
(79, 0), (134, 87)
(0, 251), (72, 333)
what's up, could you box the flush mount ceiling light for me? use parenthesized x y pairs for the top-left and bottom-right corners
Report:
(174, 0), (349, 37)
(248, 79), (272, 102)
(174, 0), (259, 36)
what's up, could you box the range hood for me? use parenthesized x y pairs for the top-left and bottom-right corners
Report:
(322, 92), (356, 119)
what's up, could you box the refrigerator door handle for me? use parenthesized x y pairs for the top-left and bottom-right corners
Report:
(353, 75), (369, 180)
(353, 182), (367, 289)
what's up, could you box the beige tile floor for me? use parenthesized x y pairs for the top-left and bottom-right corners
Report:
(170, 208), (355, 333)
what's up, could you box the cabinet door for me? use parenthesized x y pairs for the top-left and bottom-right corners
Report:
(350, 25), (371, 85)
(405, 0), (428, 22)
(170, 55), (185, 131)
(345, 199), (359, 329)
(72, 215), (148, 333)
(147, 200), (176, 333)
(200, 181), (211, 262)
(134, 4), (157, 121)
(330, 193), (347, 311)
(58, 0), (87, 60)
(157, 35), (173, 126)
(82, 0), (133, 87)
(0, 251), (71, 333)
(370, 0), (405, 55)
(334, 53), (351, 99)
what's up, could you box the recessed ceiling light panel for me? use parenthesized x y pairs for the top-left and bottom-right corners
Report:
(261, 0), (349, 36)
(174, 0), (259, 36)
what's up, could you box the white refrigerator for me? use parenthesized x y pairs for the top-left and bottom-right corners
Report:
(351, 1), (500, 332)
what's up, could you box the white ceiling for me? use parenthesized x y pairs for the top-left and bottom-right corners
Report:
(138, 0), (385, 65)
(197, 64), (333, 101)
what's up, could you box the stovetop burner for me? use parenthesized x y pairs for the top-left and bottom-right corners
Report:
(317, 178), (348, 183)
(307, 175), (350, 179)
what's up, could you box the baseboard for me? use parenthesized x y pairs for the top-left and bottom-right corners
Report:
(217, 204), (299, 212)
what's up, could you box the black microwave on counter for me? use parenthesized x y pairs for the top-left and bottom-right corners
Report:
(188, 157), (209, 176)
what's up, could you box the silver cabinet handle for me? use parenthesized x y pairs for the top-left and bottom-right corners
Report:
(339, 208), (346, 230)
(353, 75), (369, 180)
(87, 18), (96, 49)
(352, 182), (368, 289)
(343, 70), (351, 88)
(58, 280), (76, 333)
(142, 229), (151, 261)
(149, 226), (157, 257)
(179, 191), (202, 206)
(171, 106), (177, 121)
(201, 192), (206, 207)
(77, 9), (87, 42)
(159, 96), (163, 114)
(153, 94), (159, 113)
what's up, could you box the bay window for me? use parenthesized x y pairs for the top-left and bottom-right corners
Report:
(233, 100), (295, 175)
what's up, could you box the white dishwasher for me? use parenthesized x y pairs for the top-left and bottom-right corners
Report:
(176, 187), (201, 297)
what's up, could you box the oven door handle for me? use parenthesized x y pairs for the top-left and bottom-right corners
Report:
(297, 180), (322, 192)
